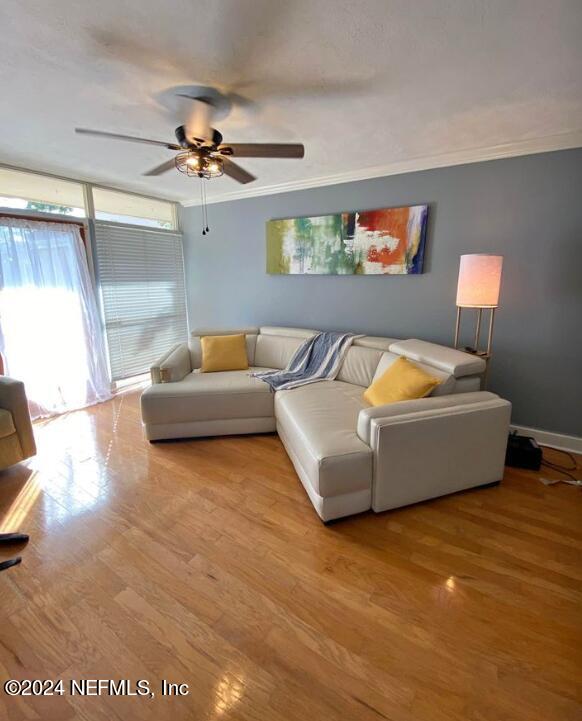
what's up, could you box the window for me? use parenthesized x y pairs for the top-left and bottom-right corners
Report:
(94, 222), (187, 381)
(92, 187), (175, 229)
(0, 167), (177, 229)
(0, 218), (110, 418)
(0, 167), (85, 217)
(0, 164), (184, 381)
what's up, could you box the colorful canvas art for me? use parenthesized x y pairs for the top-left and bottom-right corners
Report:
(266, 204), (428, 275)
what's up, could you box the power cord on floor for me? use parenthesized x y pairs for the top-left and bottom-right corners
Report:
(539, 447), (582, 487)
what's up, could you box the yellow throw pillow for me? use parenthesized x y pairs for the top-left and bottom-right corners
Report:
(363, 356), (440, 406)
(200, 334), (249, 373)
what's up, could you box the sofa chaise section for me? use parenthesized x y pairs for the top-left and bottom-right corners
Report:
(276, 381), (373, 521)
(141, 367), (277, 440)
(142, 326), (278, 440)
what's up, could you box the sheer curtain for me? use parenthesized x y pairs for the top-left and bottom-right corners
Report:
(0, 218), (111, 419)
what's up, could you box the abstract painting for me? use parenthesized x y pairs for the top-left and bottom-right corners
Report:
(266, 204), (428, 275)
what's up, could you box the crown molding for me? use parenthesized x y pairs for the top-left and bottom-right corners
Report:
(180, 130), (582, 207)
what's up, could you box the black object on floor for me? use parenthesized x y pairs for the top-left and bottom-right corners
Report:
(0, 533), (29, 573)
(0, 556), (22, 572)
(506, 432), (542, 470)
(0, 532), (29, 545)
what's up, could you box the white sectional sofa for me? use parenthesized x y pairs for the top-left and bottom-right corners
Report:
(141, 326), (511, 521)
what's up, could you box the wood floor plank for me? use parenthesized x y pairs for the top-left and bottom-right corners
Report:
(1, 390), (581, 720)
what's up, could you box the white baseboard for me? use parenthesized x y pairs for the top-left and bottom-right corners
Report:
(510, 425), (582, 454)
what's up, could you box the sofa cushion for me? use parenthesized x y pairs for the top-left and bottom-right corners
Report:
(275, 381), (372, 498)
(364, 357), (440, 406)
(200, 334), (249, 373)
(189, 328), (258, 368)
(337, 345), (383, 387)
(373, 351), (456, 396)
(141, 367), (276, 425)
(254, 334), (304, 370)
(0, 409), (16, 439)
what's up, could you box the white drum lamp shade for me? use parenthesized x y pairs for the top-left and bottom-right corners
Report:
(456, 254), (503, 308)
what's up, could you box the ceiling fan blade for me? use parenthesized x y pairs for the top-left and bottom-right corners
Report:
(143, 158), (176, 176)
(220, 143), (305, 159)
(222, 157), (256, 184)
(75, 128), (181, 150)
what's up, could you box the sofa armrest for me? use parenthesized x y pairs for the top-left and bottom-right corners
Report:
(357, 391), (500, 445)
(0, 376), (36, 458)
(367, 392), (511, 512)
(150, 343), (191, 384)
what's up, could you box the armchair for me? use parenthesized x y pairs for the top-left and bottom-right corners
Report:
(0, 376), (36, 470)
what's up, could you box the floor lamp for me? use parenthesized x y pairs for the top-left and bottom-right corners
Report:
(454, 254), (503, 387)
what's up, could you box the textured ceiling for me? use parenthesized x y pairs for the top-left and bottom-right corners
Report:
(1, 0), (581, 204)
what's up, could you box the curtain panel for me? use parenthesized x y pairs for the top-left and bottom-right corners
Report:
(0, 217), (111, 418)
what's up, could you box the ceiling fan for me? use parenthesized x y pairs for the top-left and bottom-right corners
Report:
(75, 98), (305, 185)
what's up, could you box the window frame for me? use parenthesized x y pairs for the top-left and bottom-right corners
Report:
(0, 163), (184, 386)
(0, 163), (179, 231)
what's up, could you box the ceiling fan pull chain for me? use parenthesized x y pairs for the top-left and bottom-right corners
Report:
(204, 180), (210, 233)
(200, 178), (206, 235)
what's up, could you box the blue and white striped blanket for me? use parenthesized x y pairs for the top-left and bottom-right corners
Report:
(252, 331), (357, 391)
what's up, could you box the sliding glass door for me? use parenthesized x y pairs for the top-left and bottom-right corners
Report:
(0, 218), (111, 418)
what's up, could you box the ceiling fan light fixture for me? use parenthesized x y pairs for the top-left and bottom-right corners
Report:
(175, 150), (224, 179)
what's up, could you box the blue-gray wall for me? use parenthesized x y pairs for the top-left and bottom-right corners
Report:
(181, 149), (582, 436)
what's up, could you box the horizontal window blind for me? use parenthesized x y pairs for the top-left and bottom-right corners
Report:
(94, 222), (187, 381)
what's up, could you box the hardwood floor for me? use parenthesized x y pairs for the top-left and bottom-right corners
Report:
(1, 391), (581, 721)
